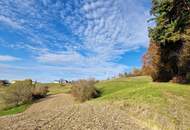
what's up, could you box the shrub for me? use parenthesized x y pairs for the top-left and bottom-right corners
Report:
(171, 76), (187, 84)
(71, 79), (100, 102)
(131, 68), (143, 76)
(2, 80), (49, 107)
(32, 86), (49, 99)
(3, 80), (34, 106)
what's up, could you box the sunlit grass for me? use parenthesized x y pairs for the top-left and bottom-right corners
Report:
(0, 104), (30, 116)
(94, 76), (190, 129)
(36, 83), (71, 95)
(96, 76), (190, 104)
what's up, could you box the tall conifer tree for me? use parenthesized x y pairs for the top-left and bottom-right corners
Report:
(146, 0), (190, 82)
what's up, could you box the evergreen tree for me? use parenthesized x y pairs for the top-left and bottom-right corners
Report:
(147, 0), (190, 82)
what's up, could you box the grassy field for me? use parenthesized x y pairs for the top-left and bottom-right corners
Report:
(1, 77), (190, 129)
(95, 76), (190, 129)
(35, 83), (71, 95)
(44, 83), (71, 95)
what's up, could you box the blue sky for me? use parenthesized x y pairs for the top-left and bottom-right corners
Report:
(0, 0), (151, 82)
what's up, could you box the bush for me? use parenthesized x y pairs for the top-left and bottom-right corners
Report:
(71, 79), (100, 102)
(131, 68), (143, 76)
(2, 80), (49, 107)
(32, 86), (49, 99)
(3, 80), (34, 106)
(171, 76), (187, 84)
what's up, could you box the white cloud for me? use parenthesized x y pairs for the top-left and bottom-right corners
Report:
(0, 15), (22, 29)
(59, 0), (150, 62)
(36, 51), (84, 64)
(0, 55), (21, 62)
(0, 0), (150, 53)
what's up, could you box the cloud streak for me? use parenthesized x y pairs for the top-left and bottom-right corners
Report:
(0, 15), (21, 29)
(0, 55), (21, 62)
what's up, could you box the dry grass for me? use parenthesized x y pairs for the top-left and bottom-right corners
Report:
(71, 79), (100, 102)
(0, 87), (7, 110)
(32, 86), (49, 99)
(0, 94), (146, 130)
(2, 80), (34, 107)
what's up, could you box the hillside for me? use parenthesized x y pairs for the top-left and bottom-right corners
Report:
(0, 76), (190, 130)
(95, 76), (190, 129)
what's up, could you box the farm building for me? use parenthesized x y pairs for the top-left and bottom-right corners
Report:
(0, 80), (10, 86)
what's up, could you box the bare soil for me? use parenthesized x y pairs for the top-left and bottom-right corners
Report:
(0, 94), (150, 130)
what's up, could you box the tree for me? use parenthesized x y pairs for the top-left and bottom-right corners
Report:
(142, 41), (161, 80)
(179, 26), (190, 81)
(146, 0), (190, 82)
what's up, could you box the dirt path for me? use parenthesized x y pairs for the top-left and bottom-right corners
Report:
(0, 94), (150, 130)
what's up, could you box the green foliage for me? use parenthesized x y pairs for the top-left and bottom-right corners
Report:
(150, 0), (190, 44)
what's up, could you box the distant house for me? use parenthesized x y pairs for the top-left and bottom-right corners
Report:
(54, 79), (69, 84)
(53, 81), (59, 84)
(0, 80), (10, 86)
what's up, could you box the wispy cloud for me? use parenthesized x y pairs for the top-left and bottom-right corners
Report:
(0, 55), (21, 62)
(0, 15), (22, 29)
(36, 51), (84, 64)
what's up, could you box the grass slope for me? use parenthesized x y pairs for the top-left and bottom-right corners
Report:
(95, 76), (190, 129)
(0, 104), (30, 116)
(36, 83), (71, 95)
